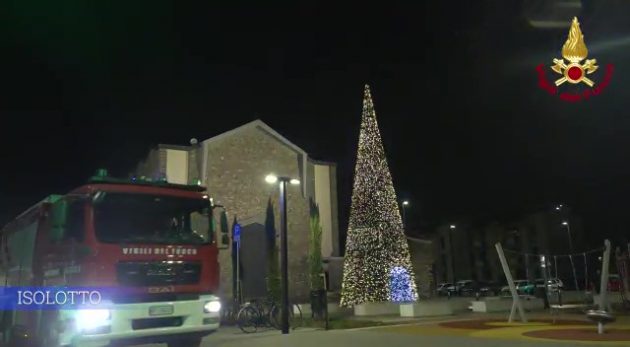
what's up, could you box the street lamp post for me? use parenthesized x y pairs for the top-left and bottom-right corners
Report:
(401, 201), (409, 230)
(265, 174), (300, 335)
(562, 221), (574, 254)
(539, 255), (550, 309)
(449, 224), (456, 284)
(234, 222), (241, 305)
(562, 220), (580, 291)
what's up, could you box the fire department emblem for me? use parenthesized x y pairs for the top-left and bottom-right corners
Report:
(551, 17), (598, 87)
(536, 16), (614, 102)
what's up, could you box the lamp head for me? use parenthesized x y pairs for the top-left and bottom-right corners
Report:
(265, 174), (278, 184)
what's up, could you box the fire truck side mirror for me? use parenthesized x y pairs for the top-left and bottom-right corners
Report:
(50, 199), (68, 241)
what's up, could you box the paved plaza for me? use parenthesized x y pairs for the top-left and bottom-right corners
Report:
(134, 313), (630, 347)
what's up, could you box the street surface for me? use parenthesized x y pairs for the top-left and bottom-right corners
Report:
(132, 322), (627, 347)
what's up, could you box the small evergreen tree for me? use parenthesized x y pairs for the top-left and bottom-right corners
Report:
(265, 199), (281, 302)
(220, 211), (229, 247)
(309, 200), (325, 290)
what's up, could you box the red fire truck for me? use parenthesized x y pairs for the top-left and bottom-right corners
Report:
(0, 170), (221, 347)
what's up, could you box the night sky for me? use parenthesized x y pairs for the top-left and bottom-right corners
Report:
(3, 2), (630, 245)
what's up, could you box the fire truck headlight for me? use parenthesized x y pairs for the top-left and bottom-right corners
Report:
(76, 309), (111, 331)
(203, 300), (221, 313)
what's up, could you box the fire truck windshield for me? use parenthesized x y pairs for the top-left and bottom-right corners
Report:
(93, 192), (211, 245)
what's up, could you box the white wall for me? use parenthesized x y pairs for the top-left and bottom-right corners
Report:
(166, 149), (189, 185)
(314, 164), (333, 258)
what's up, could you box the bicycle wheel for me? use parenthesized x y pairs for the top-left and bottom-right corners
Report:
(220, 301), (236, 326)
(268, 303), (281, 329)
(237, 305), (259, 333)
(290, 304), (303, 329)
(269, 304), (302, 330)
(259, 300), (275, 328)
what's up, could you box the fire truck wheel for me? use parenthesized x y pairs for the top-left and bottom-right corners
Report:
(167, 336), (202, 347)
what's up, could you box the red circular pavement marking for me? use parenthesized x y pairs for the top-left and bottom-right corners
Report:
(524, 328), (630, 341)
(567, 66), (583, 80)
(440, 319), (501, 330)
(439, 319), (589, 330)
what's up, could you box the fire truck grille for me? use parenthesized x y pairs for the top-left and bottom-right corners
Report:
(132, 316), (183, 330)
(116, 261), (201, 286)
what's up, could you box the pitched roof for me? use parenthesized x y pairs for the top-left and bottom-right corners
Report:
(200, 119), (309, 196)
(202, 119), (307, 157)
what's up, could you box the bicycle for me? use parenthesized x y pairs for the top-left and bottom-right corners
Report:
(269, 302), (303, 330)
(220, 299), (240, 326)
(236, 298), (275, 333)
(236, 298), (303, 333)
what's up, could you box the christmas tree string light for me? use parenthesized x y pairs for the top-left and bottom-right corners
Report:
(389, 267), (415, 302)
(340, 85), (418, 306)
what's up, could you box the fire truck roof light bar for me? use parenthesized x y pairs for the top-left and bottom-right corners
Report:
(88, 169), (206, 192)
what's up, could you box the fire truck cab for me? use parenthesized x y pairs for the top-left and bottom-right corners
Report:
(0, 170), (221, 347)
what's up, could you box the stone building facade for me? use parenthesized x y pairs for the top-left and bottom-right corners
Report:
(135, 120), (340, 302)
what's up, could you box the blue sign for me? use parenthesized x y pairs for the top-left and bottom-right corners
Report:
(0, 287), (118, 310)
(234, 223), (241, 244)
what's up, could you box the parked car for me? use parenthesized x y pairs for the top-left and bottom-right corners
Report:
(608, 274), (622, 292)
(459, 281), (483, 297)
(517, 281), (536, 295)
(454, 280), (474, 296)
(446, 284), (457, 295)
(547, 278), (564, 291)
(445, 280), (473, 296)
(479, 281), (503, 296)
(534, 278), (564, 292)
(500, 280), (529, 296)
(437, 283), (452, 296)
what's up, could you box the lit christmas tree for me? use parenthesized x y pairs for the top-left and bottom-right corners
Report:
(340, 85), (418, 306)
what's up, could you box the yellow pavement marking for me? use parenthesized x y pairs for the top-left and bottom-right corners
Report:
(375, 324), (470, 337)
(374, 320), (630, 346)
(485, 321), (552, 327)
(472, 325), (630, 346)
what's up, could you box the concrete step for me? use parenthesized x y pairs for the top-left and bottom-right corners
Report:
(354, 302), (399, 316)
(399, 302), (453, 317)
(471, 297), (544, 313)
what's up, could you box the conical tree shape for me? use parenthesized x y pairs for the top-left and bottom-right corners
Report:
(340, 85), (418, 306)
